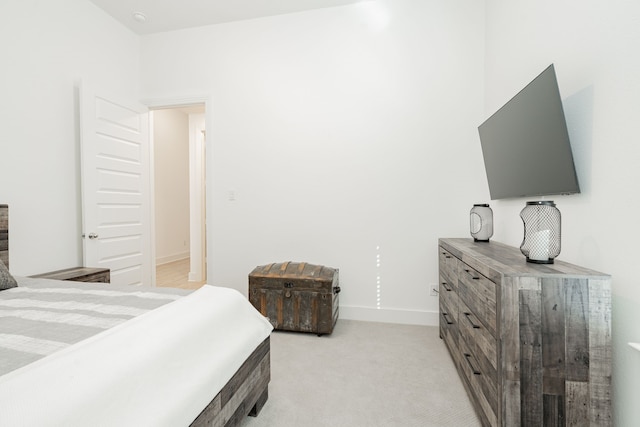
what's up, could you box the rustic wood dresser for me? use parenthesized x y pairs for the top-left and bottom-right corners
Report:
(249, 261), (340, 335)
(438, 238), (611, 426)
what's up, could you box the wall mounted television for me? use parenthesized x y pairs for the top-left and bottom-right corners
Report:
(478, 64), (580, 200)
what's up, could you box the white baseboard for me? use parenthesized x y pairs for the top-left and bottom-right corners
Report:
(156, 252), (189, 266)
(339, 305), (439, 326)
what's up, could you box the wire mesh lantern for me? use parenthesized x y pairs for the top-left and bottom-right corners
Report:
(470, 204), (493, 242)
(519, 201), (561, 264)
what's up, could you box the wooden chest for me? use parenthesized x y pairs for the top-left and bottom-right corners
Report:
(249, 261), (340, 335)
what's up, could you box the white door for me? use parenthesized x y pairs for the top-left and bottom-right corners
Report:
(80, 82), (152, 286)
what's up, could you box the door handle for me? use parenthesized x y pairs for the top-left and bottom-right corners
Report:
(88, 233), (99, 239)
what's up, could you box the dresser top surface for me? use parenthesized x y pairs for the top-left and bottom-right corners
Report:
(439, 238), (610, 279)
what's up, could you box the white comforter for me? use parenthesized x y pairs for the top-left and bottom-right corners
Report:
(0, 285), (273, 427)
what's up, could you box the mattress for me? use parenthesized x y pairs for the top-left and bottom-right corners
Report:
(0, 276), (190, 376)
(0, 277), (273, 426)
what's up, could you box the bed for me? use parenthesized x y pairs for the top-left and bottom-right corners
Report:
(0, 204), (273, 426)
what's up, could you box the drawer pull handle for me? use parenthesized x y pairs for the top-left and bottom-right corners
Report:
(284, 282), (294, 288)
(441, 252), (451, 259)
(464, 269), (480, 280)
(442, 312), (454, 325)
(464, 312), (481, 329)
(464, 353), (481, 375)
(442, 282), (452, 292)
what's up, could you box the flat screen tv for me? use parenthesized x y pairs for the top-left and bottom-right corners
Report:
(478, 64), (580, 200)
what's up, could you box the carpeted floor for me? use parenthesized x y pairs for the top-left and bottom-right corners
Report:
(242, 319), (481, 427)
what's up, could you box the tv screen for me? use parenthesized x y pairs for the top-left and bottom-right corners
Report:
(478, 64), (580, 200)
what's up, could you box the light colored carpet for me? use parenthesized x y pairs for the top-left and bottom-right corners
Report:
(242, 320), (481, 427)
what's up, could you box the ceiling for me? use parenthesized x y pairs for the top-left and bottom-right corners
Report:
(88, 0), (366, 35)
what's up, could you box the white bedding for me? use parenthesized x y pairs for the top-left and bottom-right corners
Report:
(0, 285), (273, 426)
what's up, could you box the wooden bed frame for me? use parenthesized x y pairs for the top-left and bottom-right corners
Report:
(0, 204), (270, 426)
(0, 205), (8, 270)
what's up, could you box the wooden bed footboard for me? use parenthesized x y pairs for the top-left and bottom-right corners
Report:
(191, 336), (271, 427)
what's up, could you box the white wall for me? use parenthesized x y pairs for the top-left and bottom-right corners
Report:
(484, 1), (640, 425)
(141, 0), (486, 324)
(3, 0), (635, 422)
(153, 109), (191, 264)
(0, 0), (140, 275)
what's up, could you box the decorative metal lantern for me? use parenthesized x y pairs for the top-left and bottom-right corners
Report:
(470, 204), (493, 242)
(520, 201), (561, 264)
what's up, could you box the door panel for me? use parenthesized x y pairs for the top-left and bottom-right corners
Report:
(80, 83), (151, 286)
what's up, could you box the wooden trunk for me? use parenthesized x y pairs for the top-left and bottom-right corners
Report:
(249, 261), (340, 335)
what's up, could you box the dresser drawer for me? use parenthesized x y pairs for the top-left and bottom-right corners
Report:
(458, 332), (498, 427)
(439, 274), (458, 323)
(457, 263), (497, 338)
(458, 298), (498, 375)
(438, 247), (458, 289)
(439, 292), (458, 354)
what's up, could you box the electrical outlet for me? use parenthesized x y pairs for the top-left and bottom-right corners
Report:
(430, 285), (439, 296)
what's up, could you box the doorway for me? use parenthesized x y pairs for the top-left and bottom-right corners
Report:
(151, 104), (206, 289)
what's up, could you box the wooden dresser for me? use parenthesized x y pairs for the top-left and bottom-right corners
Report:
(438, 238), (611, 426)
